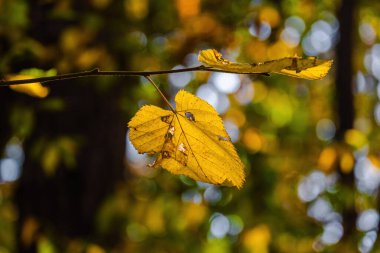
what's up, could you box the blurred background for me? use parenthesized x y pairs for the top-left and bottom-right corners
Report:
(1, 0), (380, 252)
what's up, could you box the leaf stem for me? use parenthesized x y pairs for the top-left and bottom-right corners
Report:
(144, 75), (176, 112)
(0, 66), (268, 86)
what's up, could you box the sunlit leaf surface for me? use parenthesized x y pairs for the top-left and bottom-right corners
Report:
(128, 90), (245, 188)
(198, 49), (333, 80)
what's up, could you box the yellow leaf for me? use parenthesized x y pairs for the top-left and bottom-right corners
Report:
(278, 59), (333, 80)
(198, 49), (333, 80)
(8, 74), (49, 98)
(128, 90), (245, 188)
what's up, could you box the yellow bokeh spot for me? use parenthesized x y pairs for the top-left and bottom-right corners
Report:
(60, 27), (92, 53)
(243, 128), (263, 153)
(368, 155), (380, 169)
(259, 6), (280, 27)
(340, 151), (354, 174)
(277, 233), (314, 253)
(182, 203), (208, 229)
(90, 0), (111, 9)
(261, 134), (278, 153)
(176, 0), (200, 19)
(145, 201), (165, 234)
(267, 41), (294, 60)
(124, 0), (149, 20)
(344, 129), (368, 149)
(86, 244), (105, 253)
(76, 48), (104, 69)
(8, 75), (49, 98)
(318, 147), (337, 172)
(243, 224), (271, 253)
(183, 14), (219, 36)
(203, 238), (230, 253)
(21, 217), (39, 247)
(266, 90), (293, 127)
(37, 236), (55, 253)
(225, 108), (246, 127)
(246, 41), (267, 62)
(42, 146), (60, 176)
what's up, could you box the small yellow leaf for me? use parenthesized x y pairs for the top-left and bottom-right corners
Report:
(198, 49), (333, 80)
(128, 90), (245, 188)
(8, 74), (49, 98)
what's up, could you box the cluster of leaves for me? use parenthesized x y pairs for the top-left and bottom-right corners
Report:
(127, 49), (331, 189)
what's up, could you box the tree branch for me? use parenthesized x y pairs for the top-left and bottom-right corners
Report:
(0, 65), (268, 86)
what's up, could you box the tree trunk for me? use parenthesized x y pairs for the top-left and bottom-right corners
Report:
(335, 0), (356, 244)
(14, 80), (127, 252)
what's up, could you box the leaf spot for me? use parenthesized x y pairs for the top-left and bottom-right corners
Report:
(148, 159), (157, 167)
(185, 112), (195, 121)
(218, 135), (230, 141)
(161, 115), (171, 123)
(178, 143), (187, 153)
(162, 151), (170, 158)
(165, 126), (175, 139)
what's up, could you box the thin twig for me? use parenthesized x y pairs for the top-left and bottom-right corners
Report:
(144, 76), (176, 112)
(0, 66), (268, 86)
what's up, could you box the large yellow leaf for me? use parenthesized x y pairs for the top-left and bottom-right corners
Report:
(128, 90), (245, 188)
(198, 49), (333, 80)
